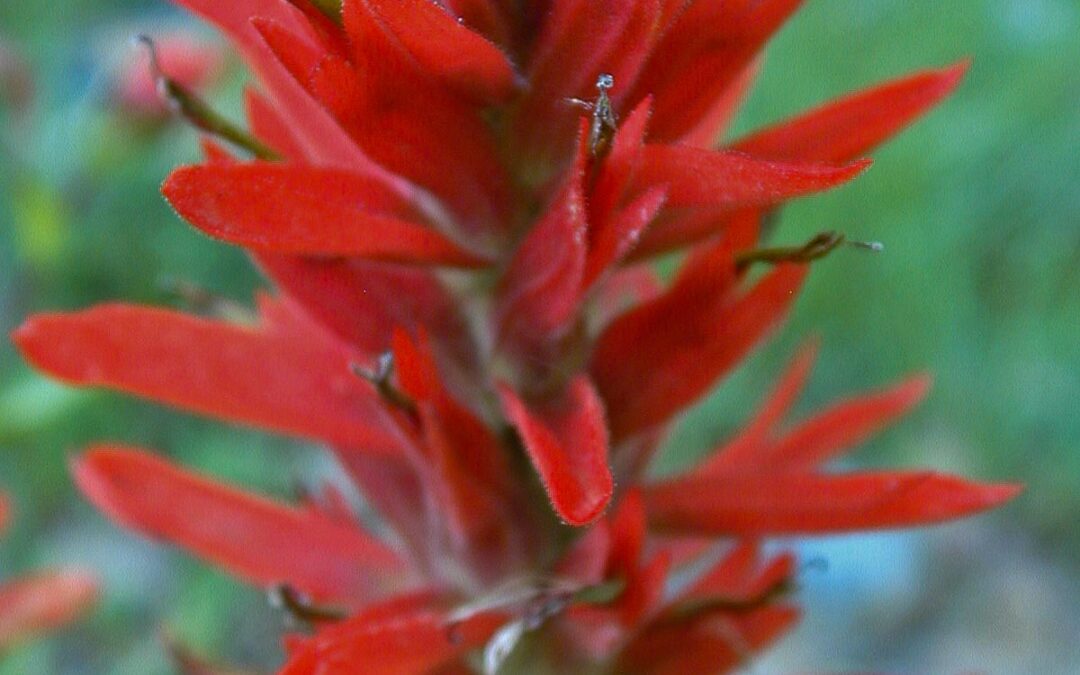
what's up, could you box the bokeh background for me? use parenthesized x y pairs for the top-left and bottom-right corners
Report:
(1, 1), (1077, 673)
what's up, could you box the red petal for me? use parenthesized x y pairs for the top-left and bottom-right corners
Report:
(617, 604), (800, 675)
(592, 253), (806, 440)
(74, 446), (404, 603)
(733, 61), (969, 162)
(497, 377), (612, 526)
(13, 303), (403, 454)
(635, 145), (871, 209)
(163, 163), (489, 267)
(646, 471), (1023, 536)
(280, 595), (502, 675)
(0, 569), (97, 650)
(635, 0), (805, 142)
(359, 0), (518, 104)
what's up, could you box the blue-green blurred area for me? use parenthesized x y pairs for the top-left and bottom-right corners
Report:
(0, 1), (1077, 673)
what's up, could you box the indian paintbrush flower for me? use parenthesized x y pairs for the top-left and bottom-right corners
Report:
(14, 0), (1020, 672)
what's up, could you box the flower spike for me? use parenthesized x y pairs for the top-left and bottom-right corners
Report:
(17, 2), (1021, 673)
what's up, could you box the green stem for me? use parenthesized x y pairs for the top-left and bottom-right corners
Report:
(136, 36), (281, 161)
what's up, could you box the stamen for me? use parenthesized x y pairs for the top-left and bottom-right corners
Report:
(268, 584), (346, 625)
(735, 230), (882, 270)
(134, 35), (281, 160)
(589, 73), (618, 158)
(350, 352), (418, 415)
(564, 73), (619, 157)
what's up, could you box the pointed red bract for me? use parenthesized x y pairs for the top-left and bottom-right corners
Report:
(498, 377), (612, 526)
(583, 185), (667, 290)
(760, 375), (931, 469)
(635, 145), (871, 209)
(696, 352), (929, 475)
(645, 471), (1022, 536)
(733, 61), (969, 162)
(74, 446), (405, 604)
(13, 303), (404, 454)
(592, 248), (807, 440)
(164, 163), (489, 267)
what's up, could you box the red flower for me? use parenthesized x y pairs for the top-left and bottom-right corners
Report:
(14, 1), (1019, 672)
(0, 494), (98, 651)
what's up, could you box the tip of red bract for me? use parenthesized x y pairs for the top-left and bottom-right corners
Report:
(68, 447), (127, 526)
(9, 316), (50, 373)
(984, 481), (1025, 506)
(941, 58), (973, 89)
(847, 157), (874, 176)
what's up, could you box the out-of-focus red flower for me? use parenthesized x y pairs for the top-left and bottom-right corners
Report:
(115, 32), (224, 117)
(0, 494), (97, 651)
(15, 0), (1019, 672)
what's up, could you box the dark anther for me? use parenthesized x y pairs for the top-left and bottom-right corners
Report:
(735, 231), (883, 271)
(351, 352), (418, 416)
(135, 35), (281, 160)
(268, 584), (347, 625)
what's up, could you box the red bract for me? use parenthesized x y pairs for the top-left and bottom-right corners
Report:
(15, 1), (1019, 672)
(0, 494), (98, 651)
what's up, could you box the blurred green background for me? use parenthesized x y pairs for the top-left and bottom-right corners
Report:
(1, 1), (1077, 673)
